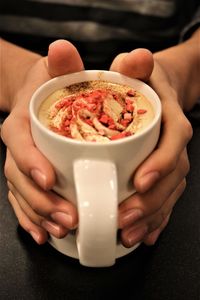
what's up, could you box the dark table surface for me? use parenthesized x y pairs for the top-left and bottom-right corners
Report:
(0, 107), (200, 300)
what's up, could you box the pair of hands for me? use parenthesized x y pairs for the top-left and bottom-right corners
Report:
(1, 40), (192, 247)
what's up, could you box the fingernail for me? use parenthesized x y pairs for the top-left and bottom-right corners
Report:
(31, 169), (47, 190)
(30, 231), (41, 244)
(49, 39), (65, 49)
(51, 212), (74, 229)
(41, 220), (61, 237)
(127, 225), (148, 247)
(120, 209), (143, 228)
(138, 171), (160, 192)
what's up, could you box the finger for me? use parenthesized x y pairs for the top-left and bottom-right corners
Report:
(133, 61), (193, 193)
(1, 40), (84, 191)
(143, 213), (171, 246)
(8, 191), (48, 244)
(121, 179), (186, 248)
(110, 48), (154, 81)
(48, 39), (84, 77)
(7, 180), (45, 226)
(7, 181), (69, 239)
(5, 150), (78, 229)
(144, 179), (185, 235)
(134, 101), (192, 193)
(119, 151), (188, 228)
(2, 116), (55, 190)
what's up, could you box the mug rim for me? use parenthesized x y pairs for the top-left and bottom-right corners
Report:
(29, 70), (161, 147)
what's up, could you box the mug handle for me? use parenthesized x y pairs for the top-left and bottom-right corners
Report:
(73, 159), (118, 267)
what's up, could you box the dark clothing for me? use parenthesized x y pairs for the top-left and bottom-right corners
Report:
(0, 0), (200, 68)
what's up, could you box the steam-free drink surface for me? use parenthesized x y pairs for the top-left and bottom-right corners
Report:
(38, 80), (154, 142)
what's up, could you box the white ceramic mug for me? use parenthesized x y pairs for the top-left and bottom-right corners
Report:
(29, 70), (161, 267)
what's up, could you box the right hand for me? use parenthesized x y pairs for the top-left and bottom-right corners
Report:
(110, 49), (192, 247)
(1, 40), (84, 244)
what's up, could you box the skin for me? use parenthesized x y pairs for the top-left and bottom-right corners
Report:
(0, 30), (199, 246)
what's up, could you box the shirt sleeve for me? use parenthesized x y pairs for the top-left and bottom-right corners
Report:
(180, 6), (200, 41)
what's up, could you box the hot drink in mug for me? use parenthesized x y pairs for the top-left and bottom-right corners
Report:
(30, 70), (161, 267)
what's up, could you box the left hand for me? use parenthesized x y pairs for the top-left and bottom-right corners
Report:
(1, 40), (83, 243)
(110, 49), (192, 247)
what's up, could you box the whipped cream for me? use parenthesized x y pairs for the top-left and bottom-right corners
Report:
(39, 81), (154, 142)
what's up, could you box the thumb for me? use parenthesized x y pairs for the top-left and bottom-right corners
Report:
(47, 39), (84, 77)
(110, 48), (154, 81)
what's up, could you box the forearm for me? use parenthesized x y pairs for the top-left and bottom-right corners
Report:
(154, 29), (200, 111)
(0, 39), (42, 112)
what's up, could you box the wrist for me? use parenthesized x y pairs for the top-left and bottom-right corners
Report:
(0, 39), (42, 112)
(153, 29), (200, 111)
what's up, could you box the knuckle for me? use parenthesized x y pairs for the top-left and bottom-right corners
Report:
(4, 151), (17, 182)
(31, 214), (45, 228)
(18, 218), (32, 233)
(7, 191), (13, 205)
(17, 156), (28, 172)
(182, 178), (187, 190)
(4, 161), (10, 179)
(7, 181), (14, 193)
(31, 199), (51, 217)
(180, 153), (190, 176)
(185, 119), (193, 141)
(1, 116), (31, 177)
(37, 216), (46, 227)
(7, 192), (32, 233)
(147, 222), (158, 234)
(164, 157), (177, 174)
(148, 210), (167, 233)
(154, 214), (165, 232)
(159, 210), (168, 225)
(31, 202), (44, 216)
(180, 115), (193, 142)
(1, 119), (8, 143)
(4, 153), (12, 180)
(178, 179), (187, 194)
(18, 219), (30, 233)
(1, 115), (13, 144)
(183, 157), (190, 175)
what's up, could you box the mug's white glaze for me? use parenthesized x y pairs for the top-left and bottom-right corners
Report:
(30, 70), (161, 267)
